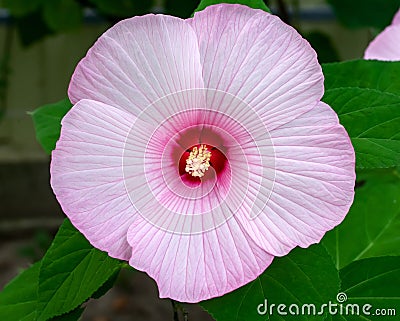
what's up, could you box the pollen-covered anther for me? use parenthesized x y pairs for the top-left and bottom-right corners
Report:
(185, 145), (212, 178)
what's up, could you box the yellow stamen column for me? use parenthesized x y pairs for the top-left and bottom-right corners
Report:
(185, 145), (212, 178)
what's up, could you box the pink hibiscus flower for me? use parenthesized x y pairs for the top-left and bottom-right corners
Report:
(364, 8), (400, 60)
(50, 4), (355, 302)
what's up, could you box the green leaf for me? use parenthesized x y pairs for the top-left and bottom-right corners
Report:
(42, 0), (83, 32)
(0, 262), (40, 321)
(0, 260), (86, 321)
(327, 0), (400, 29)
(323, 60), (400, 96)
(201, 244), (339, 321)
(88, 0), (153, 18)
(49, 307), (84, 321)
(322, 60), (400, 169)
(91, 269), (120, 300)
(334, 256), (400, 321)
(341, 255), (400, 300)
(323, 88), (400, 169)
(30, 98), (72, 154)
(322, 170), (400, 270)
(194, 0), (270, 14)
(2, 0), (45, 17)
(36, 219), (123, 321)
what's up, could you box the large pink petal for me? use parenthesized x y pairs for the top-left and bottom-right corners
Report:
(188, 4), (323, 130)
(235, 102), (355, 256)
(68, 14), (204, 116)
(50, 99), (137, 260)
(364, 25), (400, 61)
(127, 216), (274, 303)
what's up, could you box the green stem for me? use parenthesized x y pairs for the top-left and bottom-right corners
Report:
(170, 300), (189, 321)
(171, 299), (180, 321)
(183, 308), (188, 321)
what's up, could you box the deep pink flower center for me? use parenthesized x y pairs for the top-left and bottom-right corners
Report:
(178, 144), (227, 186)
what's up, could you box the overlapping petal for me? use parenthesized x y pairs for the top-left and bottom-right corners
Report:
(127, 215), (274, 303)
(50, 99), (137, 260)
(235, 102), (355, 255)
(68, 14), (204, 116)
